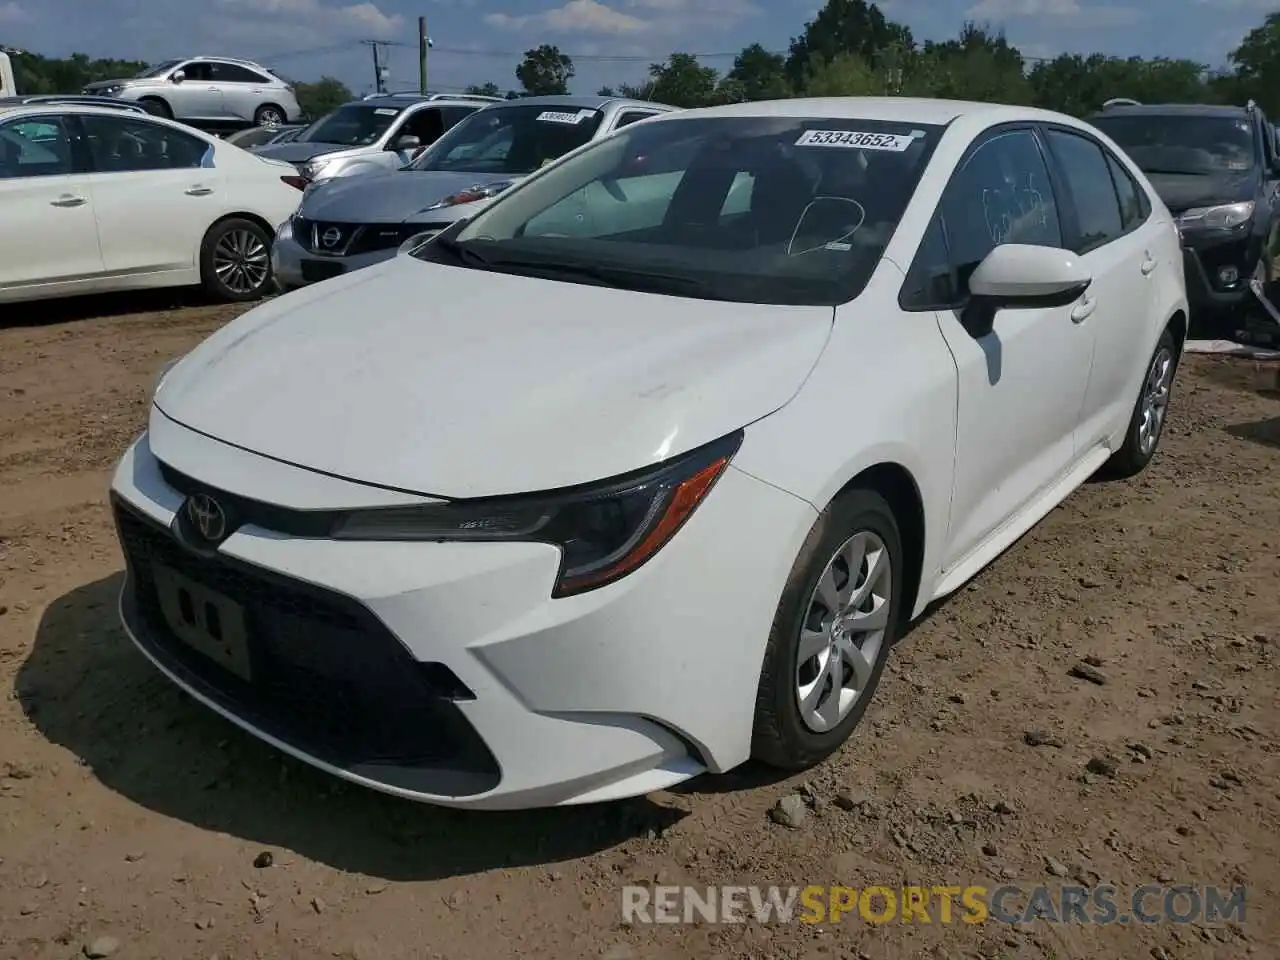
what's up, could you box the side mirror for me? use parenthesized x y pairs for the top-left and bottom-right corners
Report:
(171, 70), (186, 84)
(391, 134), (420, 151)
(962, 243), (1092, 339)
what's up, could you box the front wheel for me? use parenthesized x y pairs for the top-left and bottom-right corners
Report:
(1102, 327), (1178, 479)
(199, 218), (274, 303)
(138, 97), (172, 118)
(254, 104), (286, 126)
(752, 487), (903, 771)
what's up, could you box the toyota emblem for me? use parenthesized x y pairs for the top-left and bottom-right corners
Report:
(185, 493), (228, 542)
(320, 227), (342, 248)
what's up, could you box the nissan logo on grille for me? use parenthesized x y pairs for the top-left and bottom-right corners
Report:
(321, 226), (343, 248)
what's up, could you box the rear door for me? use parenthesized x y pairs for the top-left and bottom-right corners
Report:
(1041, 125), (1158, 450)
(77, 114), (222, 275)
(214, 62), (275, 122)
(0, 113), (103, 292)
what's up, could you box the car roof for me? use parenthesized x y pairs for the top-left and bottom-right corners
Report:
(645, 96), (1078, 127)
(493, 94), (677, 112)
(0, 102), (211, 128)
(353, 95), (486, 109)
(0, 95), (145, 110)
(1090, 103), (1251, 119)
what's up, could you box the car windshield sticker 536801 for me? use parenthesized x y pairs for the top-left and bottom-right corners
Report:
(795, 130), (914, 151)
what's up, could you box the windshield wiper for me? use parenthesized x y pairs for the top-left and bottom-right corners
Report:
(432, 236), (492, 268)
(485, 259), (721, 297)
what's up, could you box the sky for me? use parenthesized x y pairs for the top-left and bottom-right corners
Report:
(0, 0), (1275, 98)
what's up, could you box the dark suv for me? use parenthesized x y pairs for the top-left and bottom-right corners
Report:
(1089, 101), (1280, 336)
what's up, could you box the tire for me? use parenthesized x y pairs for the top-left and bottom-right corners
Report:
(199, 218), (274, 303)
(138, 97), (172, 118)
(1102, 327), (1179, 480)
(254, 104), (285, 127)
(752, 487), (904, 771)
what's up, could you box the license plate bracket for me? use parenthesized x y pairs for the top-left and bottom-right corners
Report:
(152, 565), (254, 682)
(301, 259), (345, 282)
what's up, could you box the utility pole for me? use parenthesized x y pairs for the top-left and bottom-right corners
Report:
(361, 39), (392, 94)
(418, 16), (428, 95)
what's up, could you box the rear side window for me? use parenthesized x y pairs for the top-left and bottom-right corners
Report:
(1045, 128), (1124, 254)
(215, 64), (271, 84)
(81, 115), (211, 171)
(1105, 152), (1147, 232)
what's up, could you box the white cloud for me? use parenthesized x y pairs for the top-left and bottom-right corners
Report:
(212, 0), (404, 38)
(966, 0), (1143, 25)
(0, 0), (30, 23)
(485, 0), (650, 35)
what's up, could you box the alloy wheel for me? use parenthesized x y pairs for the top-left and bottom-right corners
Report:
(795, 530), (892, 733)
(213, 228), (269, 295)
(1138, 346), (1174, 455)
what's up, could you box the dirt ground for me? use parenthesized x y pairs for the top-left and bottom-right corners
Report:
(1, 293), (1278, 960)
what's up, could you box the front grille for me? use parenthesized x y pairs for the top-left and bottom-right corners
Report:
(112, 496), (500, 795)
(293, 218), (429, 257)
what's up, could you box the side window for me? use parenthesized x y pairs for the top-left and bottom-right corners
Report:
(81, 115), (210, 172)
(1104, 151), (1147, 232)
(1045, 128), (1124, 254)
(215, 64), (271, 84)
(401, 108), (445, 145)
(720, 171), (754, 219)
(614, 111), (656, 130)
(179, 61), (213, 82)
(0, 116), (75, 178)
(938, 128), (1063, 291)
(440, 106), (477, 129)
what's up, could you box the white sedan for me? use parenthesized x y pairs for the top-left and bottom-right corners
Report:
(109, 97), (1187, 809)
(0, 104), (303, 304)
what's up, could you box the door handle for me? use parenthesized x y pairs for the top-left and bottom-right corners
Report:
(1141, 252), (1157, 275)
(1070, 296), (1097, 323)
(185, 185), (213, 196)
(50, 194), (86, 207)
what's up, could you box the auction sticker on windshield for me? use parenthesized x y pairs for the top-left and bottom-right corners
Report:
(538, 110), (594, 124)
(796, 130), (913, 151)
(374, 108), (399, 116)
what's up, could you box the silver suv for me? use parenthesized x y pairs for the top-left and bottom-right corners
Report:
(82, 57), (303, 126)
(254, 95), (482, 184)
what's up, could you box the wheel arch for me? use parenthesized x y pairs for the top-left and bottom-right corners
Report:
(1166, 307), (1188, 360)
(829, 460), (927, 632)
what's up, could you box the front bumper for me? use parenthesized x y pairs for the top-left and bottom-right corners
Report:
(271, 231), (397, 290)
(1179, 229), (1259, 311)
(109, 424), (815, 809)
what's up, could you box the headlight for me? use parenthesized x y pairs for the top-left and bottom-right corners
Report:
(425, 180), (516, 211)
(277, 218), (293, 241)
(152, 356), (184, 398)
(331, 431), (743, 596)
(1176, 201), (1254, 230)
(303, 158), (333, 180)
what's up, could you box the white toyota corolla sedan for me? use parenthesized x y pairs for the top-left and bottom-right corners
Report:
(110, 97), (1188, 810)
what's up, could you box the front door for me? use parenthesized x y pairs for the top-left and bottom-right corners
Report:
(932, 127), (1097, 570)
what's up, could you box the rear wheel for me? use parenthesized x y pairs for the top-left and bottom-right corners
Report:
(1102, 327), (1178, 479)
(199, 218), (273, 303)
(138, 97), (171, 118)
(752, 488), (903, 771)
(254, 104), (285, 126)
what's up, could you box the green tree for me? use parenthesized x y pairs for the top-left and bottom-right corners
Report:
(8, 51), (148, 94)
(904, 23), (1031, 104)
(785, 0), (913, 90)
(802, 53), (881, 97)
(727, 43), (790, 101)
(1230, 12), (1280, 113)
(464, 81), (502, 97)
(647, 53), (721, 107)
(293, 76), (352, 119)
(1028, 54), (1209, 116)
(516, 44), (574, 96)
(597, 86), (616, 96)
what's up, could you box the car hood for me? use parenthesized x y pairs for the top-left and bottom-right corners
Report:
(153, 258), (833, 498)
(1145, 171), (1256, 214)
(83, 78), (131, 91)
(300, 170), (520, 222)
(255, 141), (351, 164)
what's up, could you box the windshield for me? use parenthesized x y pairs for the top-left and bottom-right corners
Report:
(225, 126), (279, 148)
(135, 60), (182, 79)
(418, 115), (941, 306)
(407, 104), (604, 174)
(1091, 114), (1257, 176)
(297, 103), (401, 146)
